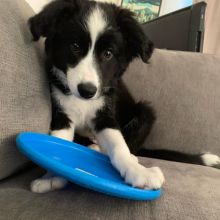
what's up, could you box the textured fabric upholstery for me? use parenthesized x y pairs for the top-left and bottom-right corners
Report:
(0, 0), (51, 179)
(123, 50), (220, 155)
(0, 158), (219, 220)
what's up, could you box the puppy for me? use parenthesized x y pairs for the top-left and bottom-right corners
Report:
(28, 0), (220, 193)
(28, 0), (164, 193)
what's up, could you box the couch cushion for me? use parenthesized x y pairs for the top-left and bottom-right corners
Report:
(123, 49), (220, 155)
(0, 0), (51, 179)
(0, 158), (219, 220)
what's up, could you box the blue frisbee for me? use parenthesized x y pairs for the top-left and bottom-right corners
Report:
(16, 132), (161, 200)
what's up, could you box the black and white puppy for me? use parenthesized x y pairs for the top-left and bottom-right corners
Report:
(28, 0), (164, 193)
(28, 0), (220, 193)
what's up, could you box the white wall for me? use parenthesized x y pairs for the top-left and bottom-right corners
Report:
(159, 0), (192, 16)
(26, 0), (193, 15)
(25, 0), (52, 13)
(96, 0), (121, 4)
(25, 0), (121, 13)
(194, 0), (220, 55)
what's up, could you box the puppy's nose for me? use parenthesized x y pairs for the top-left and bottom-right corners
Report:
(77, 83), (97, 99)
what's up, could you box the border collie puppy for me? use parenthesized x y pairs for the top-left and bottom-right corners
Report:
(28, 0), (164, 193)
(28, 0), (220, 193)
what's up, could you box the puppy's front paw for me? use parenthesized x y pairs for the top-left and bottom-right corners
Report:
(113, 156), (165, 189)
(124, 164), (165, 189)
(30, 177), (68, 193)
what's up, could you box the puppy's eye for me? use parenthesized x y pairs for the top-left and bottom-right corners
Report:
(70, 43), (80, 54)
(102, 49), (113, 61)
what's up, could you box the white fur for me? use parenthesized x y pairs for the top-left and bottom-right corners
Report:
(201, 153), (220, 166)
(67, 7), (107, 99)
(89, 144), (102, 152)
(88, 144), (138, 162)
(31, 176), (68, 193)
(51, 127), (74, 141)
(96, 129), (164, 189)
(67, 55), (100, 99)
(53, 66), (69, 87)
(86, 6), (107, 45)
(52, 86), (104, 131)
(30, 128), (74, 193)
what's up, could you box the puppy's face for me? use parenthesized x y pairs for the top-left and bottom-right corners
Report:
(29, 0), (153, 99)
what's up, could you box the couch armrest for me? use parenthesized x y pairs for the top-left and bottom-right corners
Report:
(123, 49), (220, 154)
(0, 0), (51, 180)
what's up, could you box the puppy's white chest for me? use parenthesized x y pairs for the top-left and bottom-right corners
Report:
(52, 87), (104, 129)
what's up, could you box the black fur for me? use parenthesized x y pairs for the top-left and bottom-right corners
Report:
(50, 97), (72, 131)
(137, 149), (204, 165)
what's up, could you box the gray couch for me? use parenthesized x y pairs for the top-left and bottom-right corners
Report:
(0, 0), (220, 219)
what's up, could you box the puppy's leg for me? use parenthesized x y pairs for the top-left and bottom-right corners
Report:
(121, 102), (156, 154)
(89, 144), (137, 163)
(93, 111), (164, 189)
(96, 128), (164, 189)
(30, 170), (68, 194)
(31, 127), (74, 193)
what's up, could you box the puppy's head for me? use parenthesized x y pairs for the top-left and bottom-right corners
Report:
(29, 0), (154, 99)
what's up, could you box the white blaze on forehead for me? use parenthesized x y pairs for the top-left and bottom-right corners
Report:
(66, 7), (107, 99)
(86, 6), (107, 48)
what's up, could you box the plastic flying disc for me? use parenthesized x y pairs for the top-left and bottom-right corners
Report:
(16, 132), (161, 200)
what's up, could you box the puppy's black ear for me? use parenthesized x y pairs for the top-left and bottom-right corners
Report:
(28, 0), (83, 41)
(116, 8), (154, 63)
